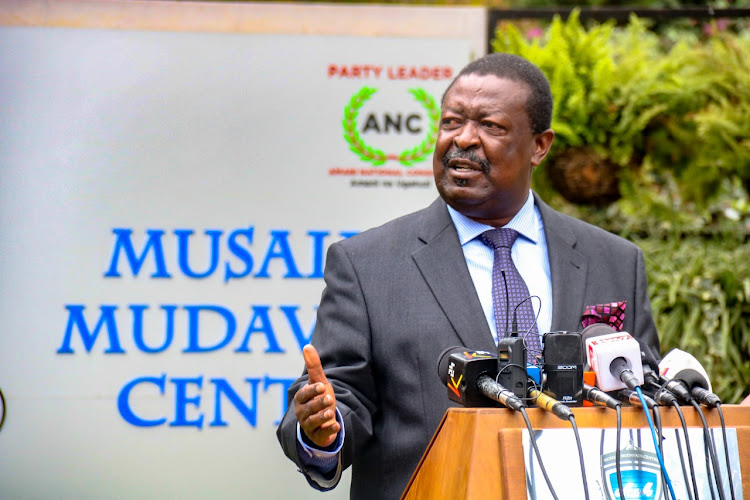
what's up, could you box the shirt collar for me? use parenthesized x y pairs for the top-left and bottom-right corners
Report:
(447, 191), (538, 246)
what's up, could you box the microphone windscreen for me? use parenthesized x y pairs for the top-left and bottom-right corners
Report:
(580, 323), (615, 369)
(658, 348), (712, 392)
(436, 346), (468, 384)
(544, 332), (584, 365)
(580, 323), (616, 346)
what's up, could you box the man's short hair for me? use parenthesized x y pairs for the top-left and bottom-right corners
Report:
(444, 53), (553, 135)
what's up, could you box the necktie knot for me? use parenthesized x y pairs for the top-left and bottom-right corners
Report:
(480, 227), (519, 251)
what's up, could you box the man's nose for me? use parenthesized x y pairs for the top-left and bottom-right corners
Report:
(453, 121), (480, 150)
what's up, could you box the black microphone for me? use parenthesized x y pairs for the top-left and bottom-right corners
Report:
(497, 270), (528, 400)
(610, 357), (642, 391)
(659, 348), (722, 407)
(497, 337), (527, 400)
(642, 386), (679, 406)
(641, 355), (692, 404)
(542, 331), (584, 406)
(437, 346), (524, 410)
(582, 383), (621, 409)
(641, 353), (693, 403)
(691, 387), (721, 408)
(612, 388), (657, 409)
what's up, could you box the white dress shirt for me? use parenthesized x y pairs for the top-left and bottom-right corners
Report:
(446, 190), (553, 339)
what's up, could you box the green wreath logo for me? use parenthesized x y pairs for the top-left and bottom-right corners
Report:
(342, 86), (440, 167)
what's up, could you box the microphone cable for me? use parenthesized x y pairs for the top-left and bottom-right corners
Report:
(651, 405), (670, 500)
(690, 399), (726, 500)
(528, 388), (588, 500)
(509, 294), (543, 363)
(615, 405), (626, 500)
(0, 386), (5, 432)
(671, 400), (698, 500)
(525, 438), (538, 500)
(585, 384), (624, 500)
(634, 386), (677, 500)
(501, 269), (510, 339)
(645, 380), (699, 500)
(519, 406), (560, 500)
(716, 403), (737, 500)
(567, 414), (590, 500)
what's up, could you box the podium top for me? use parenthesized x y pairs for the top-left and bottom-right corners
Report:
(402, 405), (750, 500)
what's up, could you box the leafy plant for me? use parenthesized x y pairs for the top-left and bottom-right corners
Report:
(639, 235), (750, 403)
(494, 11), (750, 228)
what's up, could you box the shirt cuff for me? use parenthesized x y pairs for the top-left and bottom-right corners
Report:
(295, 408), (345, 473)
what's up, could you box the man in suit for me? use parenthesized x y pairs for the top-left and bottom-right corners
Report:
(277, 53), (661, 499)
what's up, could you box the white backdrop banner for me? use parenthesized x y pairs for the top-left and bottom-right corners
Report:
(0, 17), (472, 499)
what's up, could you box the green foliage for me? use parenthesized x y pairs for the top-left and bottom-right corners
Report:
(638, 235), (750, 403)
(494, 13), (718, 168)
(494, 12), (750, 227)
(663, 31), (750, 205)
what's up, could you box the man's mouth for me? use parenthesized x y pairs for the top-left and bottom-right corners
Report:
(442, 148), (490, 174)
(449, 158), (482, 172)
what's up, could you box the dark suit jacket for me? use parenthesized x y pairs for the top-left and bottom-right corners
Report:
(277, 193), (660, 499)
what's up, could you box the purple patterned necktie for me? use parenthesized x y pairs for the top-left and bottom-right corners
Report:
(480, 228), (541, 363)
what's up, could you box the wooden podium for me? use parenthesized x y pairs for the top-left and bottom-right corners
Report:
(401, 405), (750, 499)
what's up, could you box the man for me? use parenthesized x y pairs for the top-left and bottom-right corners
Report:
(277, 53), (661, 499)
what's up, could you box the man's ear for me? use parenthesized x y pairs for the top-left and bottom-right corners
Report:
(531, 129), (555, 167)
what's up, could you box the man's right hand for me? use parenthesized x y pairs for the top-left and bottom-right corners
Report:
(294, 344), (340, 448)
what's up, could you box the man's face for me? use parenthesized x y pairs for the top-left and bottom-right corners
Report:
(432, 74), (553, 226)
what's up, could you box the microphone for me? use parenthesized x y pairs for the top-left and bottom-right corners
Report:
(612, 388), (657, 409)
(584, 327), (644, 391)
(497, 270), (528, 400)
(528, 388), (573, 420)
(437, 347), (524, 410)
(641, 352), (693, 403)
(659, 348), (712, 390)
(542, 331), (584, 406)
(640, 361), (680, 405)
(643, 386), (679, 406)
(580, 323), (618, 369)
(692, 386), (721, 408)
(659, 348), (721, 406)
(582, 383), (621, 409)
(497, 336), (527, 400)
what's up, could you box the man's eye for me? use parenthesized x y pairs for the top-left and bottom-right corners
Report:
(441, 117), (461, 128)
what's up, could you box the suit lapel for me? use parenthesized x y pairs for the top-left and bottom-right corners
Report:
(535, 194), (589, 331)
(412, 199), (495, 351)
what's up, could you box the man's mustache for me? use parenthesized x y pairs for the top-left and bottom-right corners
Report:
(441, 147), (491, 173)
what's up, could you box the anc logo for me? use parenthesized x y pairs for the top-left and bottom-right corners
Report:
(342, 86), (440, 167)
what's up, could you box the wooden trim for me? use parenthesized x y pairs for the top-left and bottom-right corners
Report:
(0, 0), (487, 58)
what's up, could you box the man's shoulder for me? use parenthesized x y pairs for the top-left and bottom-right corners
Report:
(536, 197), (640, 252)
(338, 198), (448, 249)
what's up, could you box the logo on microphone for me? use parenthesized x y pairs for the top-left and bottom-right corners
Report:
(448, 374), (462, 398)
(464, 350), (492, 359)
(601, 446), (663, 500)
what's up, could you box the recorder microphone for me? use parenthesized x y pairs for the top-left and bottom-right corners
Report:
(542, 331), (584, 406)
